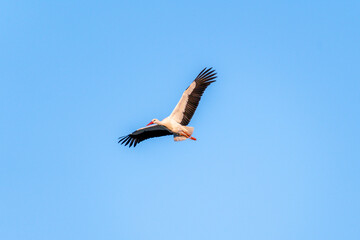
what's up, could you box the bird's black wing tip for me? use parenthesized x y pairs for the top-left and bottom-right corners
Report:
(197, 67), (217, 79)
(118, 135), (139, 148)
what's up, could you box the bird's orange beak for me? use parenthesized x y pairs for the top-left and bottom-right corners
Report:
(146, 121), (154, 126)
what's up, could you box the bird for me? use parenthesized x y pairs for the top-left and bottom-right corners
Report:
(118, 67), (217, 147)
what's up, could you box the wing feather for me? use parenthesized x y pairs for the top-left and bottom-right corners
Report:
(118, 124), (172, 147)
(170, 67), (217, 125)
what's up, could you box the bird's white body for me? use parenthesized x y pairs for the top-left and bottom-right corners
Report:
(152, 117), (194, 141)
(158, 117), (181, 132)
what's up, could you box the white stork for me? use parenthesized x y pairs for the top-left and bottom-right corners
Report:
(118, 67), (217, 147)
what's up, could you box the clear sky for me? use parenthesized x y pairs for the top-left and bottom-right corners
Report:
(1, 1), (359, 239)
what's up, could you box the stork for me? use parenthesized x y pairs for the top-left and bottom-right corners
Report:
(118, 67), (217, 147)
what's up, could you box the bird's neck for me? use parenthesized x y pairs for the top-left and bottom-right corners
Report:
(155, 119), (165, 126)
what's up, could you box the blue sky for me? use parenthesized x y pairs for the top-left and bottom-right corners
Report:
(1, 0), (359, 239)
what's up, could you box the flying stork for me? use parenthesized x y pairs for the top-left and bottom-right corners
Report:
(118, 67), (217, 147)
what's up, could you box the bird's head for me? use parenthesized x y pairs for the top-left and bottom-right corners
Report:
(146, 118), (159, 126)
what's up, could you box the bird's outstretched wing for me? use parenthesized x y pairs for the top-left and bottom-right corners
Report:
(118, 124), (172, 147)
(169, 67), (217, 126)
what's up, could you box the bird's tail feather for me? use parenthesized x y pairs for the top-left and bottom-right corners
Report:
(184, 126), (194, 135)
(174, 136), (187, 141)
(174, 126), (195, 142)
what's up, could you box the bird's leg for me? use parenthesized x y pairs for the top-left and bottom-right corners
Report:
(180, 131), (197, 141)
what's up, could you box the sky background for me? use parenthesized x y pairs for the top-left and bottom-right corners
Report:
(1, 1), (360, 239)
